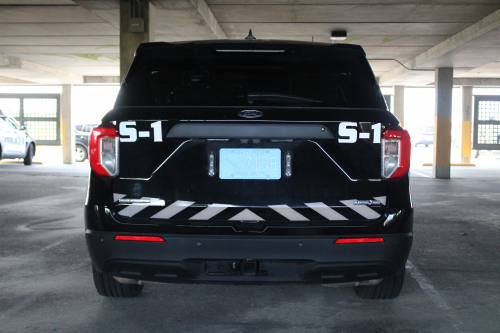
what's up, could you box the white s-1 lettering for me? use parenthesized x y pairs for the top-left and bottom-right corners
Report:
(119, 121), (137, 142)
(338, 122), (357, 143)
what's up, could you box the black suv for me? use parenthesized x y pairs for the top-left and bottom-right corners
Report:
(85, 39), (413, 299)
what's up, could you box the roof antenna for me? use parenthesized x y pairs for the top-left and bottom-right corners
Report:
(245, 29), (256, 40)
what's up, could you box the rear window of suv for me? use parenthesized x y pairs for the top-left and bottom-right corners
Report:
(116, 44), (387, 110)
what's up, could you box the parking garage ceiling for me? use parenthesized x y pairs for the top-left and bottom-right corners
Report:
(1, 0), (500, 86)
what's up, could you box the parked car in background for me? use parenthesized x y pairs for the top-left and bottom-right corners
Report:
(0, 110), (36, 165)
(75, 124), (97, 162)
(414, 126), (433, 147)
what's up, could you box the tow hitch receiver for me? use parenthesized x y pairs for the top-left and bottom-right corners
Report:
(205, 260), (265, 276)
(242, 260), (257, 275)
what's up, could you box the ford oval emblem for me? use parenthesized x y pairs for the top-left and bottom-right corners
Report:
(238, 110), (263, 118)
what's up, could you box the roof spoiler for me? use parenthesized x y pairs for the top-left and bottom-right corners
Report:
(134, 40), (366, 57)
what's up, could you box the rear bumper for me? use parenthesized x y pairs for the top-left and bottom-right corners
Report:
(86, 230), (412, 284)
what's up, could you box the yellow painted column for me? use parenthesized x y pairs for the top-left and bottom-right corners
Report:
(61, 84), (74, 164)
(461, 86), (473, 163)
(393, 86), (405, 128)
(433, 68), (453, 179)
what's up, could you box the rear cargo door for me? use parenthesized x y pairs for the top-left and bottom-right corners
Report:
(111, 114), (389, 224)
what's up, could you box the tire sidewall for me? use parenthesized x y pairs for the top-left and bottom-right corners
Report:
(24, 144), (34, 165)
(75, 145), (88, 162)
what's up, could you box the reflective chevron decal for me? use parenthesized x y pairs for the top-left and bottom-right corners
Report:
(304, 202), (348, 221)
(340, 199), (381, 220)
(189, 204), (235, 220)
(113, 193), (126, 202)
(229, 209), (264, 221)
(269, 205), (309, 221)
(113, 194), (386, 221)
(118, 197), (164, 217)
(151, 200), (195, 219)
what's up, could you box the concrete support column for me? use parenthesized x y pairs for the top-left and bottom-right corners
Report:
(461, 86), (473, 164)
(120, 0), (155, 81)
(433, 68), (453, 179)
(61, 84), (74, 165)
(393, 86), (405, 127)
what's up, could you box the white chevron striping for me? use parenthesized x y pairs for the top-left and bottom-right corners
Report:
(118, 197), (162, 217)
(304, 202), (348, 220)
(373, 196), (387, 206)
(113, 193), (126, 203)
(151, 200), (195, 219)
(269, 205), (309, 221)
(189, 204), (233, 220)
(229, 209), (264, 221)
(340, 199), (381, 220)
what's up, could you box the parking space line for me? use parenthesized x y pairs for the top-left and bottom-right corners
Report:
(406, 261), (462, 331)
(40, 239), (70, 252)
(411, 170), (431, 178)
(0, 294), (38, 321)
(406, 261), (451, 310)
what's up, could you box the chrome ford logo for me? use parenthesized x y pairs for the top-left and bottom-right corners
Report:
(238, 110), (263, 118)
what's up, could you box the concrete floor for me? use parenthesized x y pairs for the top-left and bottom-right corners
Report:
(0, 162), (499, 332)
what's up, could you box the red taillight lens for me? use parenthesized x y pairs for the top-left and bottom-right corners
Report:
(114, 235), (165, 242)
(381, 127), (411, 179)
(89, 124), (119, 177)
(334, 237), (385, 244)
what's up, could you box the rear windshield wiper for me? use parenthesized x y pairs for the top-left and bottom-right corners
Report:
(247, 93), (322, 104)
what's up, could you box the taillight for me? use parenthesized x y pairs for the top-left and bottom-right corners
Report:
(89, 124), (119, 177)
(381, 127), (411, 179)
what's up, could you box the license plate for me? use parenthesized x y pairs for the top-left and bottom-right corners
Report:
(219, 149), (281, 180)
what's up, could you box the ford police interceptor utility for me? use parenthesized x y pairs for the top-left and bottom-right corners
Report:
(85, 37), (413, 299)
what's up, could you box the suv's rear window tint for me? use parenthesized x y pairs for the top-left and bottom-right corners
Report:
(116, 45), (386, 109)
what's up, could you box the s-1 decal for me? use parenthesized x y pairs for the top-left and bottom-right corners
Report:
(119, 121), (163, 142)
(338, 122), (381, 144)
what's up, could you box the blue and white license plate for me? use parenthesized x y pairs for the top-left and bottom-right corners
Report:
(219, 149), (281, 180)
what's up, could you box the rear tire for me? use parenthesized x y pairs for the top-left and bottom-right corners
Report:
(75, 144), (88, 162)
(23, 144), (34, 165)
(92, 266), (144, 298)
(354, 268), (405, 299)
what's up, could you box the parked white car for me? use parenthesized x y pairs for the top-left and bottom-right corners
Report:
(0, 110), (36, 165)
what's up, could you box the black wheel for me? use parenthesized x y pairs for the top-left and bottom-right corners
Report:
(75, 144), (88, 162)
(23, 144), (34, 165)
(354, 268), (405, 299)
(92, 266), (144, 298)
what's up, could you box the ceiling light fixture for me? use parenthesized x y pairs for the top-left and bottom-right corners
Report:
(330, 30), (347, 41)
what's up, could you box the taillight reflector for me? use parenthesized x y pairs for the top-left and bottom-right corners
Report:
(89, 124), (119, 177)
(114, 235), (165, 242)
(381, 127), (411, 179)
(334, 237), (385, 244)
